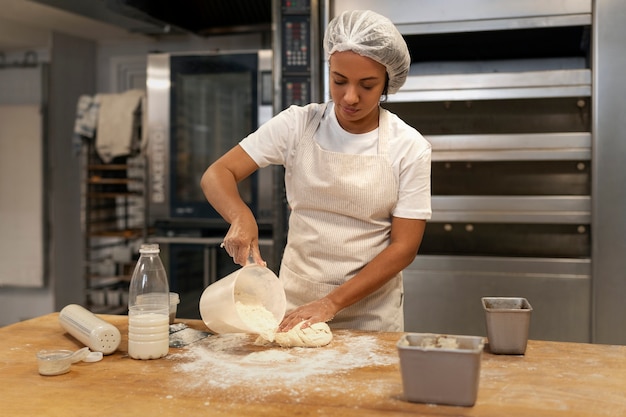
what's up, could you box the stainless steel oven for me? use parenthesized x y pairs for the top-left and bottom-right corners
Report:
(146, 50), (273, 225)
(392, 98), (593, 342)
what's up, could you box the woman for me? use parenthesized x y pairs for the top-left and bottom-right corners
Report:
(200, 10), (431, 332)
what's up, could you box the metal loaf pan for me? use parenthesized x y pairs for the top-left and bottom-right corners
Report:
(482, 297), (533, 354)
(397, 333), (484, 407)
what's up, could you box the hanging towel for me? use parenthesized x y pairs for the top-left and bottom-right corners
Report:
(95, 89), (146, 163)
(72, 94), (100, 154)
(73, 95), (99, 138)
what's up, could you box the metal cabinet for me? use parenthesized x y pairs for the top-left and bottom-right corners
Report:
(82, 143), (147, 314)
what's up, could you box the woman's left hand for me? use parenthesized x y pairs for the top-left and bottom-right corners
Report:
(278, 298), (337, 332)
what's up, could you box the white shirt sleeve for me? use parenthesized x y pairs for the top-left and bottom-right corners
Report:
(385, 111), (432, 220)
(239, 104), (315, 168)
(393, 136), (432, 220)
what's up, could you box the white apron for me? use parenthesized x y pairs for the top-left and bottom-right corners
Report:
(280, 103), (404, 331)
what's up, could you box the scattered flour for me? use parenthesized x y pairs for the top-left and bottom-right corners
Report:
(239, 350), (297, 364)
(168, 332), (398, 400)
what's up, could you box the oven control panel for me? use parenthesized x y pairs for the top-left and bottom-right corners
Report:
(280, 0), (312, 107)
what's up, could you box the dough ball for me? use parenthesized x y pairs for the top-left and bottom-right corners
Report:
(274, 321), (333, 348)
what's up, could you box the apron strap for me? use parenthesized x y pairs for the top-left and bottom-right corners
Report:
(297, 102), (328, 147)
(377, 107), (390, 157)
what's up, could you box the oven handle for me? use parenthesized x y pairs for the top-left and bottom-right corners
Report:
(149, 237), (273, 246)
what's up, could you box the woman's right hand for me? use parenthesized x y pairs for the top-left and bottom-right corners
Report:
(278, 297), (337, 332)
(200, 145), (265, 267)
(221, 214), (265, 266)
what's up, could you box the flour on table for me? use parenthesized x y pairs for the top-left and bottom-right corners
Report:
(168, 332), (398, 400)
(240, 350), (296, 364)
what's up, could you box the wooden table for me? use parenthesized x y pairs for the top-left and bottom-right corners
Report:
(1, 313), (625, 417)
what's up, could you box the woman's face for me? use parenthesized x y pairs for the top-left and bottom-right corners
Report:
(329, 51), (387, 134)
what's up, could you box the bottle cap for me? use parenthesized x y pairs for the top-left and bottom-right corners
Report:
(139, 243), (160, 254)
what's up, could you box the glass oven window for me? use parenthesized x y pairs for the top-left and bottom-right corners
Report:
(170, 54), (258, 219)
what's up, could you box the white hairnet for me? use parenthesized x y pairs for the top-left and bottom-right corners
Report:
(324, 10), (411, 94)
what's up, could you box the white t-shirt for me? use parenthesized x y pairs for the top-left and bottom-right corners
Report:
(240, 102), (432, 220)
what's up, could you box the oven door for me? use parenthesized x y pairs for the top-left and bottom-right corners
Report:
(147, 50), (273, 225)
(384, 97), (592, 343)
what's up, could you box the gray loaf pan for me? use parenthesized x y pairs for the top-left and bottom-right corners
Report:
(482, 297), (533, 355)
(397, 333), (484, 407)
